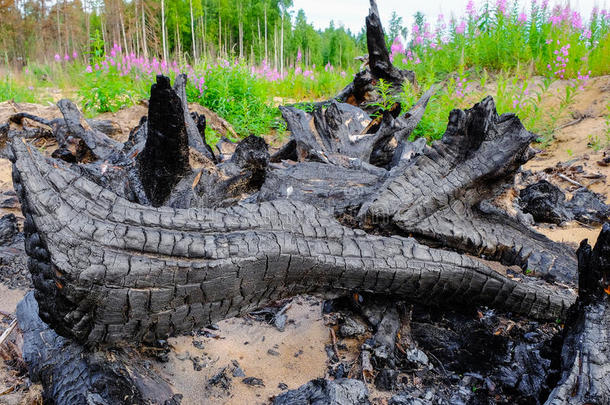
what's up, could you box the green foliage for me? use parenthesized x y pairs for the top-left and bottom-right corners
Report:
(185, 63), (279, 136)
(368, 78), (398, 117)
(0, 75), (39, 103)
(78, 70), (148, 114)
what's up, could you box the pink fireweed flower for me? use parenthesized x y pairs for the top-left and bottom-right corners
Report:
(390, 36), (405, 62)
(466, 0), (477, 18)
(456, 20), (466, 34)
(518, 12), (527, 24)
(54, 54), (60, 61)
(296, 49), (302, 63)
(571, 11), (583, 30)
(72, 51), (78, 59)
(85, 65), (93, 73)
(496, 0), (508, 16)
(64, 53), (69, 61)
(341, 71), (346, 78)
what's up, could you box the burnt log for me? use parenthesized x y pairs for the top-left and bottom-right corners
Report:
(9, 135), (573, 345)
(359, 97), (577, 282)
(545, 223), (610, 404)
(16, 292), (179, 405)
(258, 161), (386, 214)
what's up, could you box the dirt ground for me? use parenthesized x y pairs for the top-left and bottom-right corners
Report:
(0, 77), (608, 404)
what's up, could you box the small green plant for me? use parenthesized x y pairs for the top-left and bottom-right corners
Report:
(566, 149), (573, 157)
(588, 134), (603, 152)
(525, 268), (534, 275)
(368, 78), (398, 118)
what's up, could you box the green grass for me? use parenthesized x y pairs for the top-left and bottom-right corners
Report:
(0, 2), (608, 147)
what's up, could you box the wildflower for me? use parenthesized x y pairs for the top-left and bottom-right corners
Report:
(571, 11), (583, 30)
(518, 12), (527, 24)
(390, 36), (405, 62)
(72, 51), (78, 59)
(296, 49), (302, 63)
(456, 20), (466, 34)
(496, 0), (507, 16)
(85, 65), (93, 73)
(466, 0), (477, 18)
(64, 53), (69, 61)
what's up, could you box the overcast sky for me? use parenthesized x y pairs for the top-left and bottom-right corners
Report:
(290, 0), (606, 35)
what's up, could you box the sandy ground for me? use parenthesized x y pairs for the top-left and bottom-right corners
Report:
(164, 296), (329, 404)
(0, 76), (608, 404)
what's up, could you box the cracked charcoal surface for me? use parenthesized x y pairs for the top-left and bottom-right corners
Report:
(360, 97), (577, 282)
(10, 136), (574, 345)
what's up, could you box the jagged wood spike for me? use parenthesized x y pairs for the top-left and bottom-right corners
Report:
(136, 75), (192, 207)
(335, 0), (415, 111)
(10, 136), (573, 345)
(544, 223), (610, 404)
(173, 74), (216, 161)
(359, 96), (577, 281)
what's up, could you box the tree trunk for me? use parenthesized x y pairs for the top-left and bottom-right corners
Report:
(189, 0), (196, 59)
(264, 3), (268, 61)
(161, 0), (167, 61)
(141, 0), (148, 58)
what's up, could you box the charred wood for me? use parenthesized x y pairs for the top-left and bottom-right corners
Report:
(359, 96), (578, 282)
(136, 75), (192, 206)
(16, 292), (179, 405)
(545, 223), (610, 404)
(9, 136), (573, 345)
(336, 0), (415, 111)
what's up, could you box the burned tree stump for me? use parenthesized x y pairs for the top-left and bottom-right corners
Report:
(10, 135), (572, 345)
(5, 1), (601, 403)
(335, 0), (415, 111)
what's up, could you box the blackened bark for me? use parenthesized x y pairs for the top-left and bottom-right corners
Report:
(136, 75), (192, 206)
(544, 223), (610, 404)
